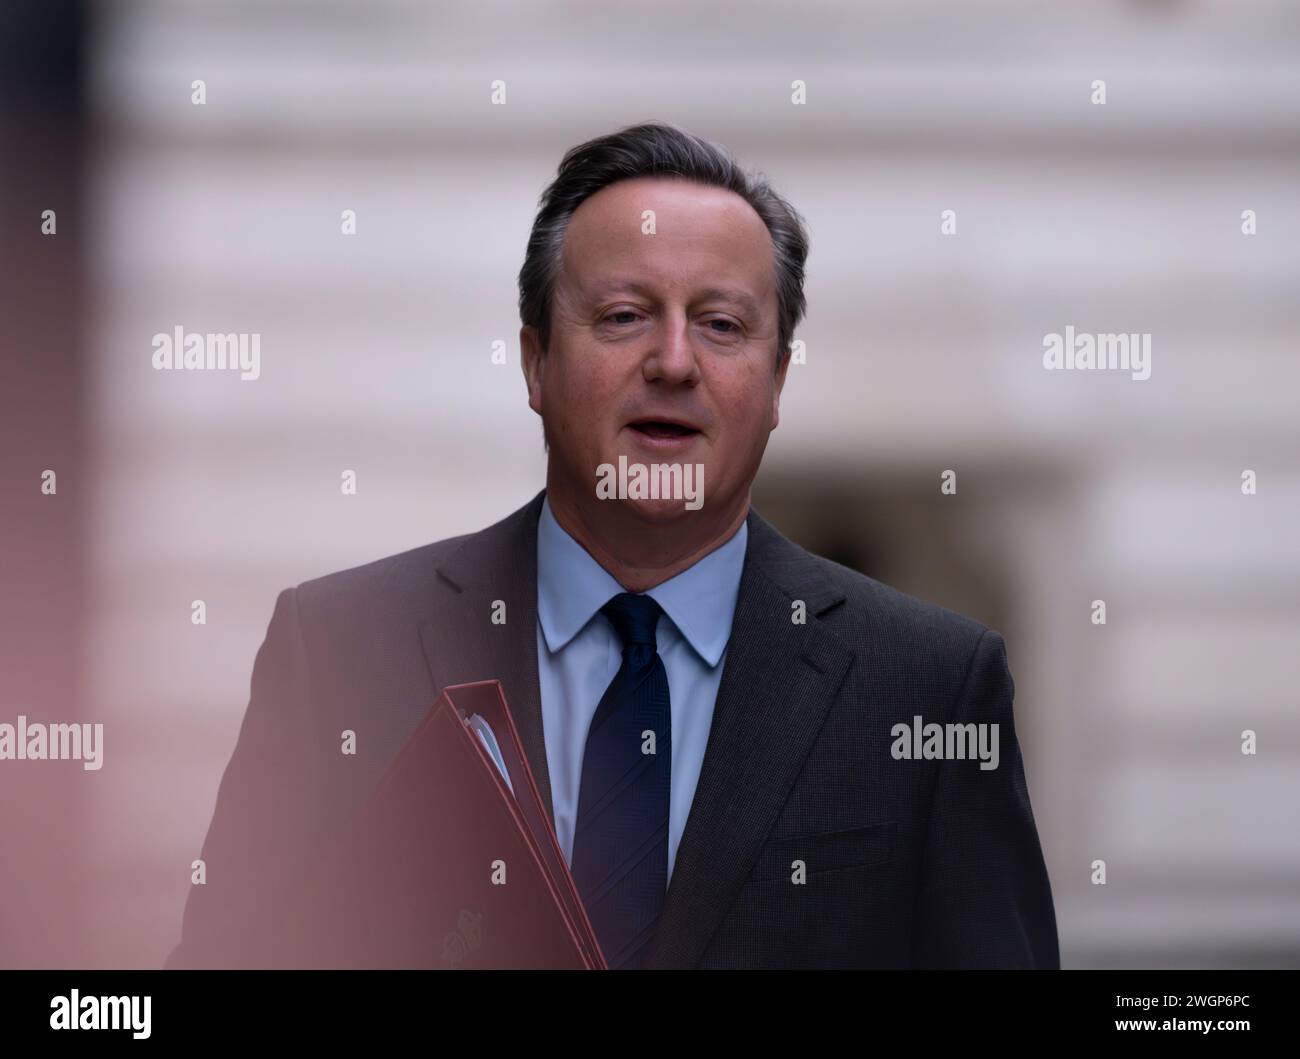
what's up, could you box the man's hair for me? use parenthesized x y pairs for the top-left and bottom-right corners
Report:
(518, 121), (810, 369)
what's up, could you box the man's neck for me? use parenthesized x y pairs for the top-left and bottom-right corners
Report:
(545, 486), (750, 594)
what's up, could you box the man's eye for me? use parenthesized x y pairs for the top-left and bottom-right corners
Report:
(707, 318), (739, 334)
(605, 311), (640, 325)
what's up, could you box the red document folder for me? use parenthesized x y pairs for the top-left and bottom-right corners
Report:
(283, 680), (606, 969)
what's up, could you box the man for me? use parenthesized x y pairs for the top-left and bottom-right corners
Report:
(167, 122), (1058, 970)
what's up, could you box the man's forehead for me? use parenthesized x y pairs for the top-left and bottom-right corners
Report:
(561, 179), (776, 307)
(574, 174), (757, 218)
(565, 178), (771, 252)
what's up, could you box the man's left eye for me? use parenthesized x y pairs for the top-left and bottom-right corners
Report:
(707, 319), (739, 333)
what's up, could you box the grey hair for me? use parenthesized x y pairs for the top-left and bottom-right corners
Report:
(517, 121), (809, 368)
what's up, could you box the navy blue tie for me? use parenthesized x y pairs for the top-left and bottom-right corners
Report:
(570, 593), (672, 970)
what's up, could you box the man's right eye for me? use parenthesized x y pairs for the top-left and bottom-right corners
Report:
(604, 311), (640, 325)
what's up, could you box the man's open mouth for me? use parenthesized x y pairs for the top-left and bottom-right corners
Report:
(627, 420), (700, 440)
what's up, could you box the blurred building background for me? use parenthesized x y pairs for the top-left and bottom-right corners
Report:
(2, 0), (1297, 968)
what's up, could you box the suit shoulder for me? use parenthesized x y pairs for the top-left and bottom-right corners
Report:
(287, 531), (474, 615)
(803, 550), (994, 660)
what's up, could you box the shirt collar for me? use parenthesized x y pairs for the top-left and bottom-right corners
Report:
(536, 494), (748, 668)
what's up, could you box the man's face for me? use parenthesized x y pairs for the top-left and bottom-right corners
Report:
(522, 175), (788, 526)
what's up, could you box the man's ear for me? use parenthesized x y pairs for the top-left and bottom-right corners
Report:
(520, 325), (544, 416)
(771, 342), (791, 430)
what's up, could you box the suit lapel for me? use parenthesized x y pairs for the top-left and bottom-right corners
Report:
(417, 489), (555, 824)
(641, 509), (854, 969)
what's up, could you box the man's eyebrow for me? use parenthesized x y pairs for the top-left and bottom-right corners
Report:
(693, 287), (761, 316)
(589, 281), (761, 316)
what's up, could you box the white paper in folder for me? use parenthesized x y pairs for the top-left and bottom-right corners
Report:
(467, 712), (514, 795)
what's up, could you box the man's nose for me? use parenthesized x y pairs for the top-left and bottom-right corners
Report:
(642, 311), (701, 385)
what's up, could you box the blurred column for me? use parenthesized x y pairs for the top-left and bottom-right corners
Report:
(0, 0), (89, 968)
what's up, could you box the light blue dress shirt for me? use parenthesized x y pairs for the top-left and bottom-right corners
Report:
(535, 495), (747, 883)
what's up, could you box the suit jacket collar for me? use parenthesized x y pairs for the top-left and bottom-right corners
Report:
(422, 489), (854, 968)
(420, 489), (552, 819)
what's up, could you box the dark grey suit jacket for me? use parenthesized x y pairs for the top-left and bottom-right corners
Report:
(167, 489), (1059, 969)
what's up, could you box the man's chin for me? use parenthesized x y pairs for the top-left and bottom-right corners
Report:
(612, 495), (705, 523)
(588, 449), (711, 517)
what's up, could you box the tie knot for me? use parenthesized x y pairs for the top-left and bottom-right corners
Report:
(601, 593), (662, 649)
